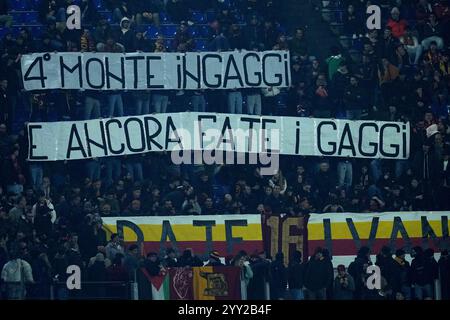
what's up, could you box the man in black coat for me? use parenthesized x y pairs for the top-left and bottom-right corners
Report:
(303, 247), (333, 300)
(269, 252), (287, 300)
(390, 249), (412, 300)
(247, 252), (271, 300)
(348, 246), (372, 300)
(288, 250), (306, 300)
(410, 246), (435, 300)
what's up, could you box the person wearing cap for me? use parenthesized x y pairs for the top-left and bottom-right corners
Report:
(119, 17), (135, 52)
(205, 251), (224, 266)
(333, 264), (355, 300)
(388, 249), (412, 300)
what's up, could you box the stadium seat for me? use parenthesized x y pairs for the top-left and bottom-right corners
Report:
(195, 39), (207, 51)
(191, 11), (205, 23)
(10, 0), (27, 11)
(24, 11), (39, 24)
(159, 12), (171, 24)
(160, 24), (177, 37)
(0, 27), (10, 39)
(99, 11), (113, 23)
(146, 25), (159, 38)
(188, 26), (198, 37)
(206, 11), (216, 22)
(198, 25), (210, 38)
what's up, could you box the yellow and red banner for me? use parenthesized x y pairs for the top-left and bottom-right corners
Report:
(307, 211), (450, 266)
(102, 215), (263, 258)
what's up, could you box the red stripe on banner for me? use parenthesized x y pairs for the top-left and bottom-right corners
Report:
(213, 266), (241, 300)
(124, 241), (264, 257)
(169, 268), (194, 300)
(308, 237), (443, 256)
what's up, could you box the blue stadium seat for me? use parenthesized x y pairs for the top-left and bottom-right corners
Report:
(160, 24), (177, 37)
(191, 11), (205, 23)
(94, 0), (104, 10)
(146, 25), (159, 38)
(195, 39), (206, 51)
(24, 11), (39, 24)
(198, 25), (210, 37)
(0, 28), (10, 39)
(99, 11), (113, 23)
(206, 11), (216, 22)
(10, 0), (27, 10)
(188, 26), (198, 37)
(159, 12), (171, 24)
(164, 39), (172, 50)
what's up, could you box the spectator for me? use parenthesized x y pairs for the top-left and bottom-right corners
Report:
(303, 247), (333, 300)
(1, 249), (34, 300)
(287, 250), (305, 300)
(410, 246), (434, 300)
(105, 233), (124, 261)
(247, 252), (270, 300)
(348, 246), (372, 300)
(421, 13), (444, 50)
(269, 252), (287, 300)
(178, 249), (203, 267)
(0, 0), (12, 27)
(333, 264), (355, 300)
(387, 7), (408, 39)
(162, 248), (179, 267)
(400, 27), (423, 65)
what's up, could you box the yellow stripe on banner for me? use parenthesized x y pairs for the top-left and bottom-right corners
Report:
(193, 267), (215, 300)
(308, 220), (445, 240)
(104, 223), (263, 242)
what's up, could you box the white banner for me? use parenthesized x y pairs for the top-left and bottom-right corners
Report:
(27, 112), (410, 161)
(20, 51), (290, 91)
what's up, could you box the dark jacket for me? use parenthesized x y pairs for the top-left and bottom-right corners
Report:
(288, 261), (306, 290)
(304, 257), (333, 291)
(390, 257), (411, 293)
(348, 255), (372, 299)
(247, 258), (270, 300)
(411, 254), (435, 286)
(269, 258), (287, 299)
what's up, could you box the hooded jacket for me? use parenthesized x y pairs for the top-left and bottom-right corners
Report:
(119, 17), (135, 52)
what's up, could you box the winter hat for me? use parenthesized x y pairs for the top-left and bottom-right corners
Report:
(210, 251), (221, 260)
(426, 124), (439, 138)
(95, 253), (105, 262)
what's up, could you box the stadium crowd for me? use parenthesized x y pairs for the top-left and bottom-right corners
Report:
(0, 0), (450, 300)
